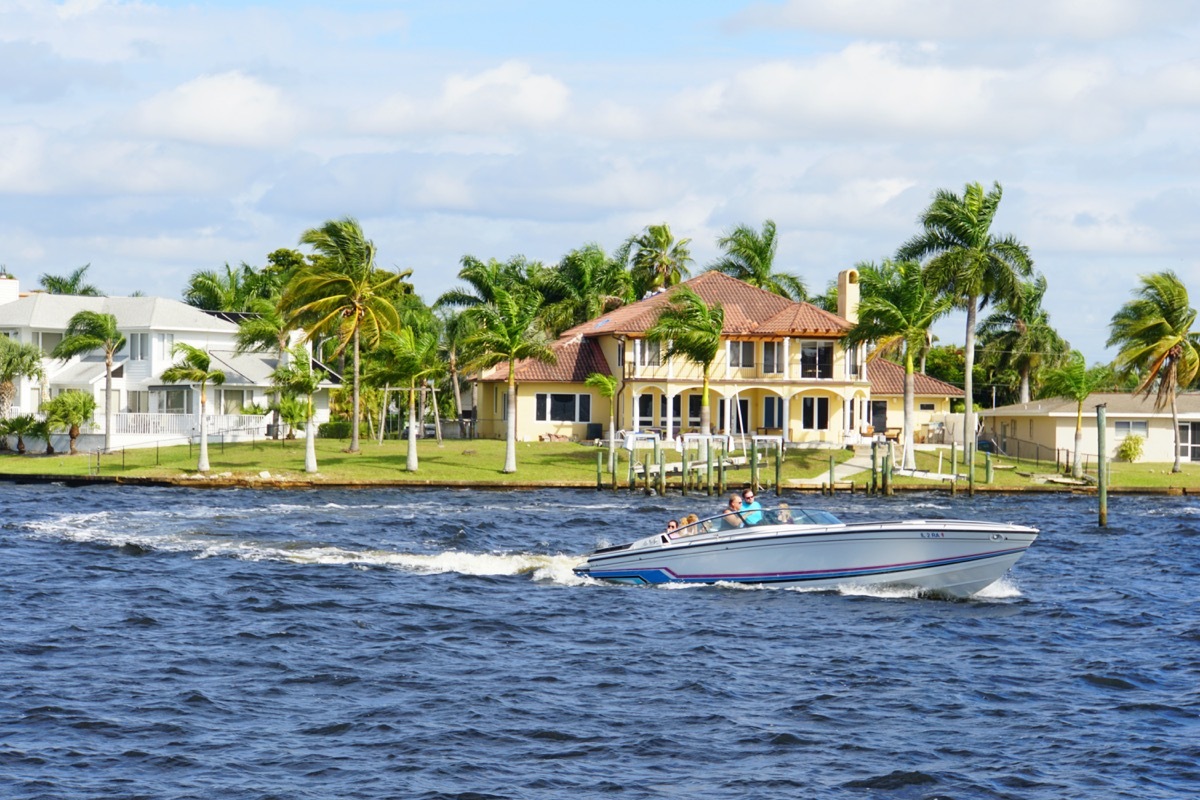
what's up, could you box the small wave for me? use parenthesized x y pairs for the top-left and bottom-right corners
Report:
(975, 576), (1023, 599)
(835, 583), (923, 599)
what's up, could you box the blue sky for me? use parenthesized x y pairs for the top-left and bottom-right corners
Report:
(3, 0), (1200, 365)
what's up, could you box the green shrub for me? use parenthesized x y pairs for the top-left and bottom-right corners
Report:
(317, 420), (351, 439)
(1116, 434), (1144, 463)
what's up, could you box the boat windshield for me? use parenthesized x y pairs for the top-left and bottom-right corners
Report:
(671, 506), (842, 536)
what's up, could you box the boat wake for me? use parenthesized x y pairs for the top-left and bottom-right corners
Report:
(20, 513), (591, 586)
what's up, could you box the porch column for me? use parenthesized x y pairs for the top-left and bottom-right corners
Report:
(632, 389), (640, 430)
(782, 396), (791, 443)
(783, 337), (790, 380)
(665, 388), (674, 439)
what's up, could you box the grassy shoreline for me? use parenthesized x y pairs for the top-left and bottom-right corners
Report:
(1, 438), (1197, 493)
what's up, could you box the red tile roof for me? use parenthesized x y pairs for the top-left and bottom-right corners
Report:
(480, 335), (611, 382)
(563, 270), (850, 338)
(867, 358), (961, 397)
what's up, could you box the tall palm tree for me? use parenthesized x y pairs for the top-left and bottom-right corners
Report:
(898, 180), (1034, 452)
(645, 286), (725, 434)
(585, 372), (618, 471)
(1039, 351), (1113, 479)
(39, 264), (101, 296)
(161, 343), (226, 473)
(283, 217), (401, 454)
(462, 284), (556, 473)
(439, 309), (473, 438)
(629, 223), (692, 298)
(845, 260), (954, 470)
(435, 255), (532, 310)
(532, 244), (634, 335)
(371, 328), (442, 471)
(1107, 271), (1200, 473)
(270, 344), (322, 473)
(977, 273), (1068, 404)
(42, 389), (97, 455)
(0, 338), (45, 420)
(236, 297), (294, 439)
(51, 311), (126, 453)
(710, 219), (807, 301)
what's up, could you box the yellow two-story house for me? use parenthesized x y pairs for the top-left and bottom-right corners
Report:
(474, 269), (880, 446)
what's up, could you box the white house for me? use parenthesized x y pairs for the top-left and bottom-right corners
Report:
(0, 275), (338, 451)
(981, 392), (1200, 464)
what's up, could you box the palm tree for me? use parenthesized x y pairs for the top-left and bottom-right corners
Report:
(644, 286), (725, 434)
(39, 264), (101, 296)
(629, 223), (692, 298)
(283, 217), (401, 454)
(371, 328), (442, 471)
(51, 311), (126, 453)
(1039, 351), (1113, 479)
(898, 180), (1034, 453)
(462, 284), (556, 473)
(0, 338), (45, 420)
(270, 344), (322, 473)
(585, 372), (618, 471)
(183, 262), (280, 311)
(236, 297), (294, 439)
(6, 413), (37, 453)
(161, 343), (226, 472)
(435, 255), (531, 310)
(710, 219), (807, 301)
(977, 273), (1068, 403)
(1107, 271), (1200, 473)
(42, 389), (97, 455)
(439, 309), (472, 438)
(532, 244), (634, 335)
(845, 260), (954, 470)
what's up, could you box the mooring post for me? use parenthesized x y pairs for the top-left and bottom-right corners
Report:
(643, 454), (651, 495)
(658, 448), (666, 495)
(718, 442), (726, 494)
(611, 448), (618, 492)
(750, 439), (759, 490)
(881, 454), (891, 495)
(950, 441), (957, 479)
(706, 442), (714, 496)
(627, 452), (635, 493)
(596, 451), (603, 490)
(828, 455), (835, 490)
(775, 444), (782, 497)
(985, 451), (993, 484)
(871, 440), (879, 495)
(968, 443), (976, 497)
(1097, 404), (1108, 527)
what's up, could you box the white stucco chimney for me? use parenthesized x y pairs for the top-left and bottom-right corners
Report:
(837, 268), (859, 324)
(0, 273), (19, 306)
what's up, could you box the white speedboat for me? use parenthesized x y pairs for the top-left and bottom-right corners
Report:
(573, 507), (1038, 598)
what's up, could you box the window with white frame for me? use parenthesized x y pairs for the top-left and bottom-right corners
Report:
(127, 332), (150, 361)
(763, 341), (783, 374)
(637, 394), (654, 423)
(126, 391), (149, 413)
(535, 393), (592, 423)
(637, 340), (661, 367)
(659, 394), (681, 420)
(221, 389), (247, 414)
(37, 331), (63, 356)
(847, 344), (861, 378)
(800, 342), (834, 379)
(763, 397), (783, 428)
(729, 341), (755, 368)
(161, 388), (192, 415)
(1115, 420), (1148, 438)
(801, 397), (829, 429)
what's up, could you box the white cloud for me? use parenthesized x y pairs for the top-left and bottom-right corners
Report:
(731, 0), (1190, 40)
(131, 70), (300, 148)
(365, 60), (569, 135)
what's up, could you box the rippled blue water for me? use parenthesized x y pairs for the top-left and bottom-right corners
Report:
(1, 484), (1198, 799)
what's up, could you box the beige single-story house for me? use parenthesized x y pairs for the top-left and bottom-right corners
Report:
(981, 392), (1200, 463)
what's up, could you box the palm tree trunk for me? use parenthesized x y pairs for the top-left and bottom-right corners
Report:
(450, 353), (467, 438)
(349, 327), (361, 453)
(431, 383), (443, 445)
(378, 386), (389, 445)
(1072, 403), (1083, 479)
(405, 381), (420, 470)
(1019, 367), (1031, 404)
(963, 299), (978, 453)
(503, 370), (517, 473)
(198, 390), (210, 472)
(1172, 392), (1182, 473)
(304, 416), (317, 473)
(699, 373), (711, 434)
(103, 353), (113, 453)
(902, 349), (916, 471)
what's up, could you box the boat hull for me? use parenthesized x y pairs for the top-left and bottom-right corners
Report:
(574, 519), (1038, 598)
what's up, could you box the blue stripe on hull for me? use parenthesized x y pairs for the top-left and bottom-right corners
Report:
(577, 547), (1028, 586)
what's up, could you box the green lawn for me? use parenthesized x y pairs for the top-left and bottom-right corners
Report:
(0, 437), (855, 487)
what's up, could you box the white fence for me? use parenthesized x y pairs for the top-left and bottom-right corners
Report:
(107, 413), (269, 436)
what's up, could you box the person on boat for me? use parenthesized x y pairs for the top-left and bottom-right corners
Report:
(720, 493), (745, 529)
(774, 502), (793, 524)
(661, 518), (680, 543)
(680, 513), (700, 535)
(740, 489), (763, 525)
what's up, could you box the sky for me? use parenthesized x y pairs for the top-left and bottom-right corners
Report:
(3, 0), (1199, 365)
